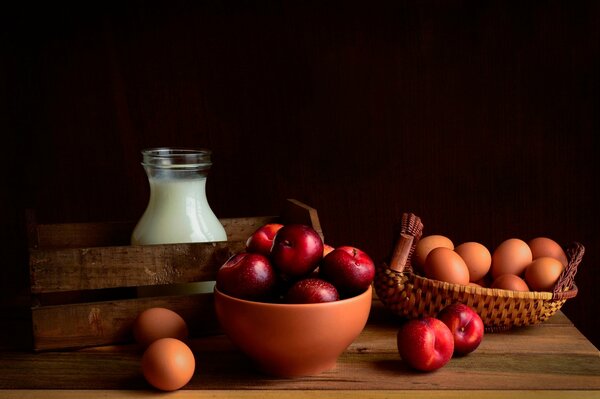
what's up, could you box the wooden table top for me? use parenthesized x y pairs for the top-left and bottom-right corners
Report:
(1, 299), (599, 398)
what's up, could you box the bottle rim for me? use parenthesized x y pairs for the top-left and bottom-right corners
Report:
(141, 147), (212, 169)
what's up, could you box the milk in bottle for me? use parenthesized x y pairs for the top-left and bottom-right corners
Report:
(132, 148), (227, 295)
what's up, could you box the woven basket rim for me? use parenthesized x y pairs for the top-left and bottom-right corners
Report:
(386, 267), (561, 300)
(381, 240), (584, 302)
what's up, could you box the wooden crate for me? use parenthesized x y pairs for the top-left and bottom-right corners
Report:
(28, 199), (323, 351)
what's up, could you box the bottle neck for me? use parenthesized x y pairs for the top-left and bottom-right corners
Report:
(143, 166), (210, 180)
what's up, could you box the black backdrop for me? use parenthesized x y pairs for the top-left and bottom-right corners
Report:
(2, 1), (599, 347)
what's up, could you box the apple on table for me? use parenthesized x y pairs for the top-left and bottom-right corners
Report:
(437, 303), (484, 356)
(397, 317), (454, 372)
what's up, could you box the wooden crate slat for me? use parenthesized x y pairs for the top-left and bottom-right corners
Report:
(33, 216), (279, 250)
(35, 221), (136, 249)
(31, 294), (218, 351)
(30, 241), (246, 294)
(219, 216), (279, 242)
(281, 199), (324, 241)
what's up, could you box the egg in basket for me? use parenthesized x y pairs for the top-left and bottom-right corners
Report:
(374, 213), (585, 332)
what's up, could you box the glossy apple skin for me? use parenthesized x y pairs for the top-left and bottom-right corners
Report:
(319, 246), (375, 297)
(216, 253), (277, 301)
(437, 303), (484, 356)
(271, 224), (324, 278)
(285, 278), (340, 304)
(246, 223), (284, 256)
(397, 317), (454, 372)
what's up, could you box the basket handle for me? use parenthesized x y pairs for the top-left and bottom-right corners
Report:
(552, 242), (585, 300)
(389, 233), (414, 273)
(389, 213), (423, 273)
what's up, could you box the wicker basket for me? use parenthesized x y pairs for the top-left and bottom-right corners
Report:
(374, 213), (585, 332)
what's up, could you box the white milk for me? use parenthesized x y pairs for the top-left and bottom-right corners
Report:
(131, 148), (227, 296)
(131, 177), (226, 245)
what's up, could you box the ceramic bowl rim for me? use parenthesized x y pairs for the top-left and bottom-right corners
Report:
(213, 284), (373, 309)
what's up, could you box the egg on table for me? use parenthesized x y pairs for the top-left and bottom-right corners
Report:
(133, 307), (189, 348)
(142, 338), (195, 391)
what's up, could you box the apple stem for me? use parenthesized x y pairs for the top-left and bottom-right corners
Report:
(390, 233), (414, 272)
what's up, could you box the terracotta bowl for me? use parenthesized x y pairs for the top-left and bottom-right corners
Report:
(214, 285), (372, 378)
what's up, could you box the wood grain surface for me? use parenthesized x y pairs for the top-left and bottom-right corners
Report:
(1, 301), (598, 396)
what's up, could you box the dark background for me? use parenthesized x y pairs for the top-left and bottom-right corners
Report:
(2, 1), (599, 348)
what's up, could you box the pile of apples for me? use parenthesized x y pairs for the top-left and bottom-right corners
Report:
(397, 303), (484, 372)
(216, 223), (376, 303)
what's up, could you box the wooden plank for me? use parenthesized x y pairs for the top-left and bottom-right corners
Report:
(2, 320), (599, 390)
(219, 216), (279, 242)
(31, 294), (219, 351)
(281, 199), (324, 241)
(33, 216), (279, 249)
(35, 221), (136, 249)
(1, 391), (599, 399)
(29, 241), (246, 293)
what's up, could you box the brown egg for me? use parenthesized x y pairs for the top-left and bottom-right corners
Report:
(491, 274), (530, 292)
(528, 237), (568, 267)
(142, 338), (195, 391)
(424, 247), (470, 285)
(133, 308), (189, 348)
(414, 235), (454, 269)
(490, 238), (533, 279)
(525, 257), (565, 292)
(455, 242), (492, 282)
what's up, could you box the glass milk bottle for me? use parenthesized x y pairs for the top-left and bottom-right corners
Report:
(132, 148), (227, 295)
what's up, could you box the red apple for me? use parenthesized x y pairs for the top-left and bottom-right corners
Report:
(397, 317), (454, 372)
(284, 278), (339, 304)
(437, 303), (484, 356)
(270, 224), (324, 278)
(216, 253), (277, 300)
(319, 246), (375, 296)
(245, 223), (284, 256)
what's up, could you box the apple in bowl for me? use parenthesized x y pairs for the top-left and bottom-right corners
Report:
(245, 223), (284, 256)
(284, 278), (340, 304)
(271, 224), (324, 278)
(216, 252), (277, 301)
(319, 246), (375, 297)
